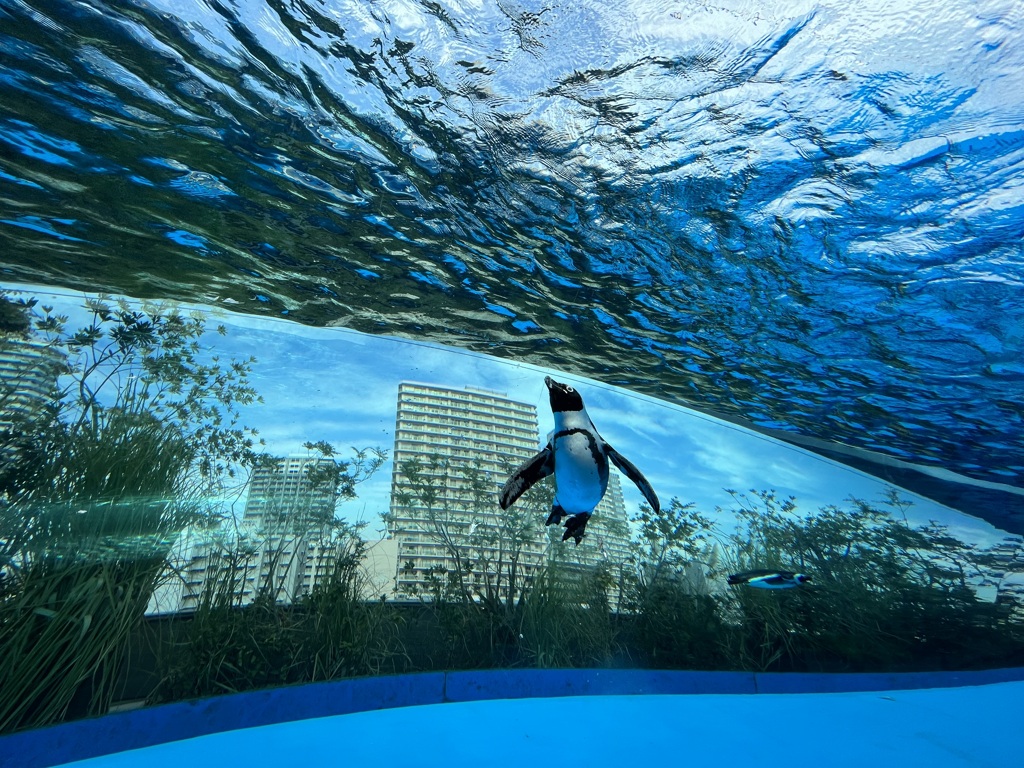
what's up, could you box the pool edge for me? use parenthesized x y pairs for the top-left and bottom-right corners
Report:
(3, 667), (1024, 768)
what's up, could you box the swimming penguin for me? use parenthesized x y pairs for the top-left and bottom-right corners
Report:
(499, 376), (660, 545)
(727, 570), (811, 589)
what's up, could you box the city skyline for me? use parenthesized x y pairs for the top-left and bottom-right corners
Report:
(4, 283), (1016, 549)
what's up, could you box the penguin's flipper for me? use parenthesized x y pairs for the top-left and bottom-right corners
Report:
(546, 503), (567, 527)
(500, 447), (554, 509)
(606, 446), (660, 513)
(562, 513), (591, 545)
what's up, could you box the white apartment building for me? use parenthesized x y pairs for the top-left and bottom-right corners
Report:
(171, 456), (342, 612)
(0, 337), (64, 433)
(387, 382), (632, 603)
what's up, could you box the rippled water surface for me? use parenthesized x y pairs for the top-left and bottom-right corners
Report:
(2, 0), (1023, 493)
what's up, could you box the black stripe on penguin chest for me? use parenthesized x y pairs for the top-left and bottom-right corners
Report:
(552, 428), (608, 490)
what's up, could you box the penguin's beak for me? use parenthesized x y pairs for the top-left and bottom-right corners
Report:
(544, 376), (554, 389)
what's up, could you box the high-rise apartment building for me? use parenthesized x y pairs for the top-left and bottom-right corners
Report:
(173, 456), (342, 612)
(241, 455), (342, 604)
(0, 338), (64, 433)
(387, 382), (632, 602)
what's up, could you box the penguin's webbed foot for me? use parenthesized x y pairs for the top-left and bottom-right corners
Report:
(562, 513), (591, 546)
(545, 503), (567, 527)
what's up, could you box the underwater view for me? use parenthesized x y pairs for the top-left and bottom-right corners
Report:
(1, 0), (1023, 758)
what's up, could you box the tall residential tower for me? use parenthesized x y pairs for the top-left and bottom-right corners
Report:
(172, 456), (342, 612)
(387, 382), (631, 601)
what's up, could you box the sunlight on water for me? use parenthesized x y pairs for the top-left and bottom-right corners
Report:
(1, 0), (1022, 488)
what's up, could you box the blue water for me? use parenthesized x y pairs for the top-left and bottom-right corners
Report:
(1, 0), (1022, 492)
(4, 3), (1024, 753)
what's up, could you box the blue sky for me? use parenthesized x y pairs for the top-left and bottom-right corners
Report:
(6, 283), (1012, 546)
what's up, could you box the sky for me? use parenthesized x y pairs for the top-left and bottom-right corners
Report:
(5, 282), (1014, 547)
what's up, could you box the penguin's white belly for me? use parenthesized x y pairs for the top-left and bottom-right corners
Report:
(553, 434), (606, 514)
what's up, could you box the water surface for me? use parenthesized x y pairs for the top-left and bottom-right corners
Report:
(1, 0), (1022, 497)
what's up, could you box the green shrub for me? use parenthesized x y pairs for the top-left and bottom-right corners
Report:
(720, 490), (1024, 671)
(519, 560), (617, 668)
(0, 296), (260, 732)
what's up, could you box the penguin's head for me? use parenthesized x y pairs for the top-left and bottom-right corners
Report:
(794, 573), (811, 585)
(545, 376), (584, 412)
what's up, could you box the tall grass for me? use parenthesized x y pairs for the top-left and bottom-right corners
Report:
(0, 411), (198, 732)
(154, 527), (404, 700)
(519, 559), (617, 667)
(0, 294), (261, 734)
(300, 551), (405, 682)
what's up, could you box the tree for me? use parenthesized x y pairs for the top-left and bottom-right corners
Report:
(0, 293), (264, 732)
(0, 294), (32, 335)
(389, 452), (643, 668)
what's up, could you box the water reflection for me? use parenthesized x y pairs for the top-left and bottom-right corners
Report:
(2, 0), (1022, 491)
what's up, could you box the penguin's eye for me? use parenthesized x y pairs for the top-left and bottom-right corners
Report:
(565, 386), (574, 393)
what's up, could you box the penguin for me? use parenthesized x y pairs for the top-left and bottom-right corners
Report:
(727, 569), (811, 589)
(499, 376), (660, 545)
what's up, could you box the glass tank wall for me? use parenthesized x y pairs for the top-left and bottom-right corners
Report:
(2, 287), (1021, 735)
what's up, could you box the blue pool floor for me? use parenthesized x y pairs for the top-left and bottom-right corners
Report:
(62, 681), (1022, 768)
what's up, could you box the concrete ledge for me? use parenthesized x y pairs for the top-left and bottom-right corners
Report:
(3, 667), (1024, 768)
